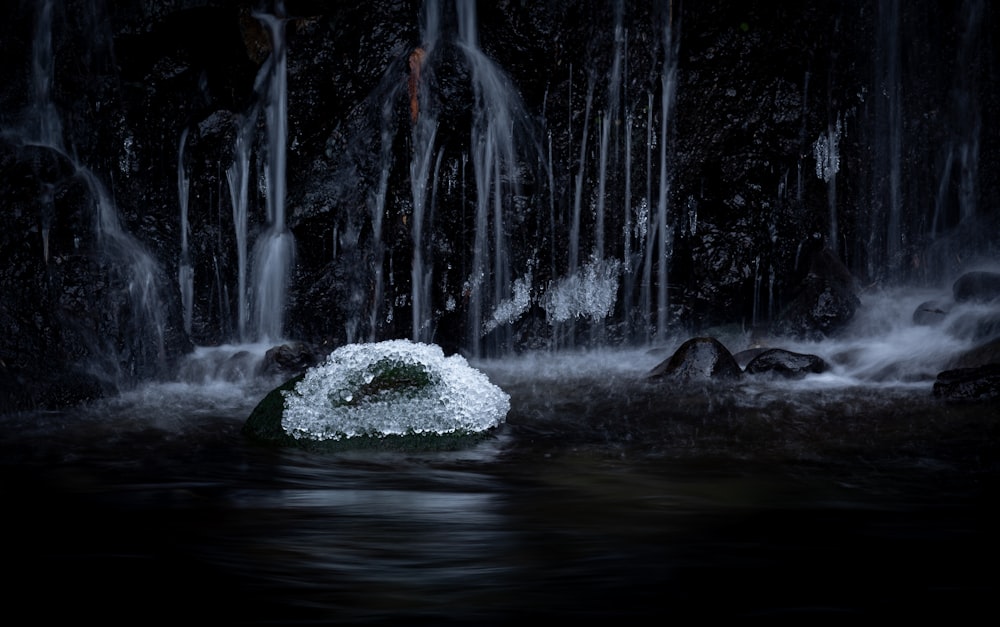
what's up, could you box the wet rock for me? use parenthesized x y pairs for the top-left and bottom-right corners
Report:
(913, 299), (952, 326)
(733, 346), (770, 369)
(952, 271), (1000, 303)
(259, 341), (324, 377)
(933, 364), (1000, 403)
(242, 373), (305, 446)
(0, 363), (108, 415)
(648, 336), (743, 382)
(744, 348), (830, 379)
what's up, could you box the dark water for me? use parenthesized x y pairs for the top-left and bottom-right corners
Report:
(2, 348), (998, 625)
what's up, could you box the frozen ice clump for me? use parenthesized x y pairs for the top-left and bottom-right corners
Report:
(543, 256), (621, 323)
(281, 339), (510, 441)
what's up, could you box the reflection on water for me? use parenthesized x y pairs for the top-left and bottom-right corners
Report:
(2, 335), (999, 623)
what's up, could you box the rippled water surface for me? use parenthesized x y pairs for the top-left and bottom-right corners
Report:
(3, 346), (999, 624)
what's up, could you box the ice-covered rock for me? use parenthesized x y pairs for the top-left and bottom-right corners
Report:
(243, 340), (510, 449)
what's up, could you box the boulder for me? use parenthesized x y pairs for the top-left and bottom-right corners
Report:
(952, 271), (1000, 303)
(932, 364), (1000, 403)
(648, 337), (743, 382)
(243, 340), (510, 450)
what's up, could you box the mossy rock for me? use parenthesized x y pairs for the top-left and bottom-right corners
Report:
(242, 373), (305, 447)
(241, 340), (509, 451)
(334, 357), (435, 407)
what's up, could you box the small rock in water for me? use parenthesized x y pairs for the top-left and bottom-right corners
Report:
(912, 299), (952, 326)
(933, 363), (1000, 403)
(744, 348), (830, 379)
(648, 336), (743, 381)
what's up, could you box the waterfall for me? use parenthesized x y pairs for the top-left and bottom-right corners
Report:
(175, 3), (296, 375)
(556, 0), (628, 346)
(622, 82), (635, 338)
(8, 0), (1000, 398)
(654, 7), (678, 342)
(640, 90), (654, 341)
(30, 0), (59, 267)
(81, 169), (168, 380)
(28, 0), (61, 149)
(455, 0), (528, 356)
(410, 0), (442, 343)
(873, 0), (903, 280)
(932, 0), (983, 238)
(634, 6), (680, 346)
(569, 76), (593, 276)
(952, 0), (983, 227)
(369, 92), (396, 342)
(595, 3), (625, 262)
(178, 127), (193, 337)
(22, 0), (167, 382)
(227, 119), (253, 342)
(250, 7), (296, 343)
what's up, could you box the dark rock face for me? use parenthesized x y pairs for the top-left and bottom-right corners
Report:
(771, 243), (861, 339)
(744, 348), (830, 379)
(1, 1), (998, 410)
(649, 336), (743, 381)
(0, 365), (108, 416)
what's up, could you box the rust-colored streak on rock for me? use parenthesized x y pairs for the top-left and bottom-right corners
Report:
(408, 47), (426, 123)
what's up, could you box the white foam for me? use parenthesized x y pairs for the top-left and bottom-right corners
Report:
(774, 285), (990, 383)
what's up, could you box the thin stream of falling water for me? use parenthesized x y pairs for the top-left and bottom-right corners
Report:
(410, 0), (441, 343)
(640, 90), (655, 341)
(251, 6), (296, 343)
(622, 26), (634, 339)
(369, 92), (396, 341)
(655, 7), (678, 342)
(931, 0), (983, 241)
(178, 127), (193, 336)
(409, 109), (438, 342)
(569, 75), (593, 276)
(877, 0), (902, 276)
(456, 0), (526, 356)
(595, 3), (624, 263)
(227, 120), (253, 342)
